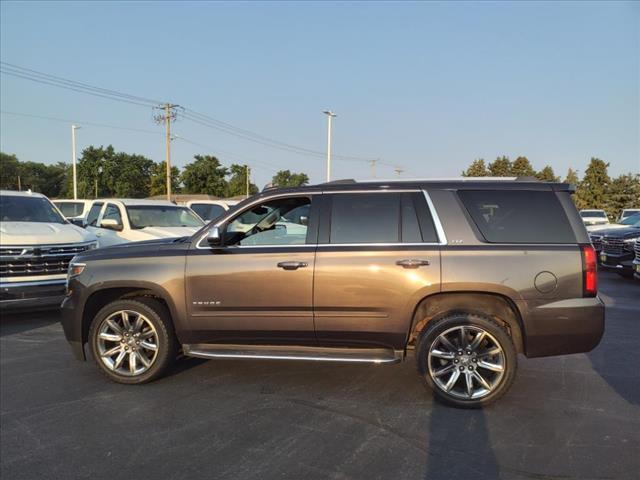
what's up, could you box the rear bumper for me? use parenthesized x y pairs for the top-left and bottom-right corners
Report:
(520, 296), (605, 358)
(0, 279), (66, 311)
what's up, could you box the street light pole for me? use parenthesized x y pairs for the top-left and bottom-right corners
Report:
(323, 110), (336, 182)
(71, 125), (81, 199)
(246, 165), (250, 198)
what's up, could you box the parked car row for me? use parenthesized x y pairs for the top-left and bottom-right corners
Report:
(1, 190), (218, 310)
(579, 208), (640, 231)
(588, 213), (640, 279)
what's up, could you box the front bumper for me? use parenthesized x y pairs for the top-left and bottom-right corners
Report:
(600, 251), (635, 273)
(520, 296), (605, 358)
(0, 279), (66, 311)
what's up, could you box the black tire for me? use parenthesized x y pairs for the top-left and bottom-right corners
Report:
(416, 313), (517, 408)
(88, 298), (177, 384)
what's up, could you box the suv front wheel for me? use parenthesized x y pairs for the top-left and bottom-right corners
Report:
(88, 298), (177, 384)
(417, 313), (517, 408)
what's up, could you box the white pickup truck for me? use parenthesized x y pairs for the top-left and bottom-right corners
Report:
(0, 190), (97, 310)
(84, 199), (204, 247)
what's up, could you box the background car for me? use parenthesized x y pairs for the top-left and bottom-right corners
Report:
(52, 199), (93, 226)
(619, 209), (640, 222)
(580, 209), (609, 229)
(0, 190), (97, 310)
(85, 199), (204, 247)
(590, 213), (640, 255)
(599, 221), (640, 278)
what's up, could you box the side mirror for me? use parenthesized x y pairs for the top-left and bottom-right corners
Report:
(206, 226), (222, 246)
(299, 215), (308, 226)
(100, 219), (123, 231)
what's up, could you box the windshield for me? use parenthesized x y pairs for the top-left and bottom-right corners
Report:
(126, 205), (204, 229)
(621, 210), (640, 219)
(0, 194), (66, 223)
(580, 211), (607, 218)
(620, 213), (640, 227)
(54, 201), (84, 217)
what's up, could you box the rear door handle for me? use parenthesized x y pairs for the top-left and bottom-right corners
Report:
(396, 259), (430, 269)
(277, 261), (308, 271)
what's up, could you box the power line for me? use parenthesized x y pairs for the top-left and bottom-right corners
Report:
(0, 110), (162, 135)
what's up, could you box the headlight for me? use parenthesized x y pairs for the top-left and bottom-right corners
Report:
(86, 241), (98, 250)
(624, 238), (637, 251)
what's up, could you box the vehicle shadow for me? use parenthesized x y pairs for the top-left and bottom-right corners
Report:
(0, 308), (61, 337)
(423, 391), (501, 480)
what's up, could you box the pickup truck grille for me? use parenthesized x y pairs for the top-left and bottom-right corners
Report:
(0, 243), (92, 278)
(590, 235), (602, 252)
(602, 237), (625, 256)
(635, 239), (640, 261)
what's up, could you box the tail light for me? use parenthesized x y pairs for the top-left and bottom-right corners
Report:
(581, 244), (598, 297)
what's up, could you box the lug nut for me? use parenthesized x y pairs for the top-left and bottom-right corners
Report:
(454, 359), (459, 364)
(472, 358), (478, 363)
(466, 350), (472, 355)
(469, 366), (474, 371)
(457, 350), (463, 356)
(459, 366), (464, 371)
(124, 346), (128, 350)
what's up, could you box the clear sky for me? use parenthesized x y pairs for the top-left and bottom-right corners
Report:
(1, 1), (638, 188)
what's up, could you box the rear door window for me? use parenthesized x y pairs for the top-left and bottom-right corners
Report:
(85, 202), (104, 226)
(458, 190), (575, 243)
(329, 193), (400, 244)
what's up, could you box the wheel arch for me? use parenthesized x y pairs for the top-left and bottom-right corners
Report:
(406, 291), (525, 354)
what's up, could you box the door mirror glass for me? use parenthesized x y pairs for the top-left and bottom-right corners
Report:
(299, 215), (308, 226)
(100, 218), (123, 231)
(206, 226), (222, 246)
(69, 218), (85, 228)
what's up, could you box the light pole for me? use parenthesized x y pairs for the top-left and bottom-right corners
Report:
(71, 125), (81, 199)
(323, 110), (336, 182)
(95, 165), (103, 199)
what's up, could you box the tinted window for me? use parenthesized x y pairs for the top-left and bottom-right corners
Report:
(54, 201), (85, 217)
(330, 193), (400, 244)
(402, 194), (422, 243)
(0, 194), (65, 223)
(86, 202), (103, 226)
(191, 203), (226, 222)
(459, 190), (575, 243)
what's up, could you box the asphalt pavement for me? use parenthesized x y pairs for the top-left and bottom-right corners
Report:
(1, 271), (639, 480)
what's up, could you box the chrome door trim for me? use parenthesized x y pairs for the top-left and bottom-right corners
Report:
(422, 189), (448, 245)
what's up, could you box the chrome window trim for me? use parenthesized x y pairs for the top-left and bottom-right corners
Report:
(195, 188), (448, 250)
(422, 189), (448, 245)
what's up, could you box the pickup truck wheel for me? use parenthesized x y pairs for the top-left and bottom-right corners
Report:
(416, 313), (517, 408)
(88, 298), (177, 384)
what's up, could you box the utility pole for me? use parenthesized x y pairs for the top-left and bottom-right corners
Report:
(369, 159), (379, 178)
(245, 165), (250, 198)
(394, 166), (404, 177)
(154, 104), (180, 201)
(323, 110), (336, 182)
(17, 176), (21, 191)
(71, 125), (81, 199)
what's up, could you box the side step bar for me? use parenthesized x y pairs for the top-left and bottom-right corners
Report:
(183, 344), (403, 364)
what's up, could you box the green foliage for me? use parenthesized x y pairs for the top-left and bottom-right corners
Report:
(488, 156), (513, 176)
(605, 173), (640, 220)
(271, 170), (310, 188)
(535, 166), (559, 182)
(181, 155), (228, 196)
(574, 158), (610, 212)
(462, 159), (488, 177)
(564, 168), (579, 186)
(149, 161), (181, 197)
(226, 164), (258, 197)
(511, 156), (536, 177)
(0, 152), (70, 198)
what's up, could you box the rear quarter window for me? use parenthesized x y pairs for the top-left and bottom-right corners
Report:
(458, 190), (576, 244)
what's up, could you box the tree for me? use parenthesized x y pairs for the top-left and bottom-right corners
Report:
(181, 155), (228, 196)
(488, 156), (513, 176)
(606, 174), (640, 220)
(0, 152), (20, 190)
(226, 164), (258, 197)
(564, 168), (579, 186)
(535, 166), (559, 182)
(462, 159), (488, 177)
(149, 161), (181, 197)
(511, 156), (536, 177)
(271, 170), (309, 188)
(575, 158), (610, 213)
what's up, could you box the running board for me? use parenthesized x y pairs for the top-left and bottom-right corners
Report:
(183, 344), (403, 364)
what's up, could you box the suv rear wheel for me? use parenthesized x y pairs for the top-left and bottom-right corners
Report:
(88, 298), (177, 384)
(417, 313), (517, 408)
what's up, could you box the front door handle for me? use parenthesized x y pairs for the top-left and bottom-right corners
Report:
(277, 261), (308, 271)
(396, 259), (430, 269)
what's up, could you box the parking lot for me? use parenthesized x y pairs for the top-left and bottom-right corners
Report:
(0, 271), (637, 480)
